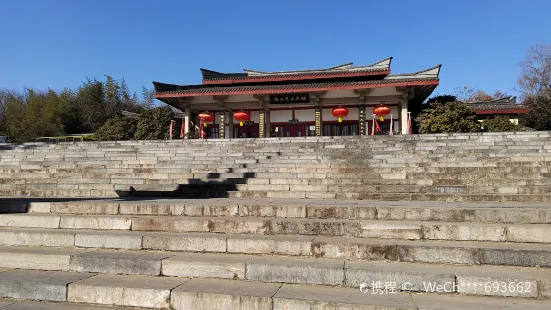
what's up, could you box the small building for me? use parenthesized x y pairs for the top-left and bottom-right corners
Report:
(153, 58), (441, 138)
(465, 96), (529, 125)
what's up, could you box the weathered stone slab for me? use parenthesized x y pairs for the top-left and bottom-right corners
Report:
(480, 243), (551, 267)
(247, 257), (344, 285)
(474, 208), (551, 224)
(306, 205), (376, 220)
(361, 221), (423, 239)
(0, 228), (75, 247)
(376, 206), (476, 222)
(0, 246), (89, 270)
(0, 300), (15, 308)
(273, 284), (417, 310)
(398, 240), (481, 265)
(412, 292), (551, 310)
(345, 261), (455, 293)
(238, 203), (306, 218)
(0, 270), (95, 301)
(131, 216), (209, 232)
(142, 232), (227, 252)
(27, 202), (51, 213)
(68, 274), (187, 308)
(449, 264), (538, 298)
(119, 202), (182, 215)
(422, 223), (507, 242)
(60, 215), (131, 230)
(270, 218), (361, 237)
(227, 234), (312, 256)
(312, 237), (398, 261)
(0, 214), (60, 228)
(185, 203), (239, 217)
(171, 278), (279, 310)
(162, 252), (251, 279)
(75, 231), (143, 250)
(0, 300), (152, 309)
(51, 202), (119, 215)
(507, 225), (551, 243)
(70, 250), (173, 275)
(210, 217), (270, 234)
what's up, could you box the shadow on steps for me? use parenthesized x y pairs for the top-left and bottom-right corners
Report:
(115, 172), (257, 199)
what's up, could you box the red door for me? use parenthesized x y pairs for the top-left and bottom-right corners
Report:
(289, 124), (304, 137)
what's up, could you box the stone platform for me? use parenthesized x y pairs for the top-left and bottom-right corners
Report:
(0, 198), (550, 309)
(2, 132), (551, 308)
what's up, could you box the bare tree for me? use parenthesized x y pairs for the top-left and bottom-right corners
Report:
(518, 43), (551, 98)
(454, 86), (508, 102)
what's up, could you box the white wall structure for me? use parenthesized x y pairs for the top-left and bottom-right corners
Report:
(294, 109), (315, 122)
(270, 110), (293, 123)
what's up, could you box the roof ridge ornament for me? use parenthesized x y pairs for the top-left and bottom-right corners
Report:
(241, 57), (392, 76)
(385, 64), (442, 80)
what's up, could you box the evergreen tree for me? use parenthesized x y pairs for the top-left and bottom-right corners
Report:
(416, 102), (482, 134)
(134, 106), (174, 140)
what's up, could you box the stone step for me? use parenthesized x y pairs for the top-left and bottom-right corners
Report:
(5, 158), (551, 168)
(229, 190), (551, 202)
(28, 199), (551, 224)
(0, 247), (550, 299)
(2, 270), (551, 309)
(2, 227), (551, 267)
(6, 213), (548, 243)
(0, 269), (95, 302)
(13, 165), (546, 176)
(7, 176), (551, 189)
(7, 177), (551, 192)
(353, 192), (551, 203)
(3, 186), (551, 202)
(5, 139), (551, 147)
(0, 299), (149, 309)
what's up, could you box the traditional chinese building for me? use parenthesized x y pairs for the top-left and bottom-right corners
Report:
(153, 57), (441, 138)
(464, 96), (528, 125)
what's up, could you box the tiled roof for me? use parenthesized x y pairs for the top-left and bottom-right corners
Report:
(201, 57), (393, 82)
(244, 58), (391, 75)
(467, 103), (528, 112)
(154, 77), (439, 97)
(203, 67), (390, 82)
(464, 96), (528, 113)
(385, 65), (442, 80)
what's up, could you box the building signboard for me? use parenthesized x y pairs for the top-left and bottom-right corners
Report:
(269, 93), (310, 104)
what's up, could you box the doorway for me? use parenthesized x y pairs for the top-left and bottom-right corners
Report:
(234, 124), (259, 138)
(271, 123), (315, 137)
(323, 122), (359, 136)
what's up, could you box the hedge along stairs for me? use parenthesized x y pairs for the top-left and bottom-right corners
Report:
(0, 131), (551, 202)
(0, 132), (550, 309)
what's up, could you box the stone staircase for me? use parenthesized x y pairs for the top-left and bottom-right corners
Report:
(0, 198), (551, 309)
(1, 132), (551, 309)
(0, 132), (550, 202)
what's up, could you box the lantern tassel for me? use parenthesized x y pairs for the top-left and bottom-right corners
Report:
(380, 116), (384, 122)
(204, 123), (207, 127)
(240, 121), (243, 126)
(338, 117), (342, 123)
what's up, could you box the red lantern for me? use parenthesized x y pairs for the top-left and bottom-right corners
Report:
(331, 106), (349, 123)
(234, 111), (250, 126)
(198, 111), (214, 127)
(373, 105), (391, 121)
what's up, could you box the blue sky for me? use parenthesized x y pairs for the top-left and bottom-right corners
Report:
(1, 0), (550, 99)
